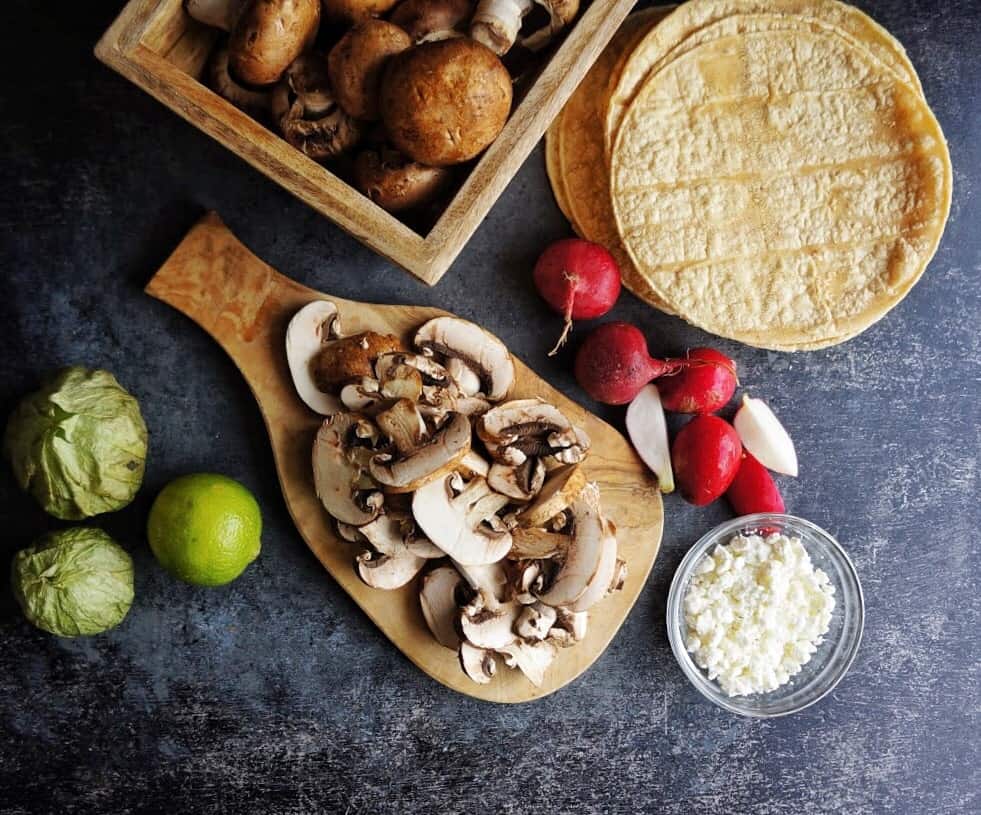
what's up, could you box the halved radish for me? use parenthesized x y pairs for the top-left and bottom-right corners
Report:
(732, 395), (798, 477)
(625, 384), (674, 493)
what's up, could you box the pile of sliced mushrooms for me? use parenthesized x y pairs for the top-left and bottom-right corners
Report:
(186, 0), (580, 215)
(286, 301), (625, 687)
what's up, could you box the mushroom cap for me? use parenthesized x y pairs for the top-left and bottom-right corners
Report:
(209, 44), (273, 118)
(328, 20), (412, 121)
(321, 0), (400, 25)
(271, 53), (365, 161)
(353, 146), (453, 212)
(389, 0), (474, 42)
(229, 0), (321, 86)
(380, 38), (512, 166)
(413, 316), (515, 401)
(313, 331), (404, 390)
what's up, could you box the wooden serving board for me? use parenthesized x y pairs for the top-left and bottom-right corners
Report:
(147, 213), (664, 702)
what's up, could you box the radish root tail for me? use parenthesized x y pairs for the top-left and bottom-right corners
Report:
(547, 271), (578, 357)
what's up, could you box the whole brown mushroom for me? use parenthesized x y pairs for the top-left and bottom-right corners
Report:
(380, 39), (512, 166)
(271, 53), (363, 160)
(321, 0), (400, 25)
(388, 0), (474, 43)
(354, 146), (453, 212)
(208, 44), (272, 117)
(328, 20), (411, 120)
(229, 0), (321, 86)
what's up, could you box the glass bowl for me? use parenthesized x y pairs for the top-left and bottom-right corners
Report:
(666, 514), (864, 717)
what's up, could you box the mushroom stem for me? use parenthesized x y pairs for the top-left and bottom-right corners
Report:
(470, 0), (534, 55)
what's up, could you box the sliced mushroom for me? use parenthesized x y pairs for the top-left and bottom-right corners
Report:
(457, 450), (489, 479)
(370, 412), (471, 492)
(534, 483), (607, 607)
(354, 146), (453, 213)
(459, 600), (520, 649)
(567, 517), (618, 612)
(414, 317), (515, 400)
(420, 566), (464, 648)
(271, 53), (363, 161)
(375, 398), (428, 454)
(478, 399), (588, 466)
(445, 357), (481, 396)
(376, 351), (445, 385)
(390, 0), (474, 43)
(412, 473), (512, 566)
(518, 463), (585, 527)
(453, 560), (507, 608)
(470, 0), (577, 55)
(313, 331), (404, 391)
(515, 602), (556, 641)
(358, 512), (409, 555)
(487, 458), (545, 502)
(459, 641), (496, 683)
(328, 20), (411, 120)
(511, 560), (540, 604)
(340, 377), (385, 412)
(508, 526), (569, 560)
(549, 607), (587, 646)
(496, 639), (557, 687)
(380, 39), (512, 166)
(229, 0), (321, 86)
(378, 363), (424, 401)
(313, 413), (384, 526)
(356, 547), (425, 589)
(286, 300), (343, 414)
(186, 0), (248, 30)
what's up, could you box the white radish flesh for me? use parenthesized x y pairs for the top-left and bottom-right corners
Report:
(625, 384), (675, 493)
(733, 395), (798, 477)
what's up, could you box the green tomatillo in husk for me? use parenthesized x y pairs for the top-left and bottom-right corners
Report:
(3, 367), (148, 520)
(12, 527), (135, 637)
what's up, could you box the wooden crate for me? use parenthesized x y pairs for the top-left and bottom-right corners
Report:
(95, 0), (637, 285)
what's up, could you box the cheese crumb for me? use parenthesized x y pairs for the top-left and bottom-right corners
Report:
(683, 533), (836, 697)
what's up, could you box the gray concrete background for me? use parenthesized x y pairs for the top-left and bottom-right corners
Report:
(1, 1), (978, 812)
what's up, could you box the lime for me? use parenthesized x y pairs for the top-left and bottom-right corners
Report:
(147, 473), (261, 587)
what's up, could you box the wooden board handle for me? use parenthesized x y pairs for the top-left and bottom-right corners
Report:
(144, 212), (318, 413)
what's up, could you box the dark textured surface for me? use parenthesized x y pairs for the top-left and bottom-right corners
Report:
(1, 1), (979, 812)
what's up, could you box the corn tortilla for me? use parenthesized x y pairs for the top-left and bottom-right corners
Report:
(611, 29), (951, 348)
(606, 0), (923, 156)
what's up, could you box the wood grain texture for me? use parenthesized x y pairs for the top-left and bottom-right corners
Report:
(145, 213), (664, 703)
(95, 0), (638, 285)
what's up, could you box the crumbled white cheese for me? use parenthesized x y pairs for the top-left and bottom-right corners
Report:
(683, 533), (835, 697)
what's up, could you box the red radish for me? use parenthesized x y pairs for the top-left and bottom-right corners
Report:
(726, 452), (785, 515)
(671, 415), (742, 506)
(658, 347), (738, 414)
(534, 238), (621, 355)
(574, 322), (695, 405)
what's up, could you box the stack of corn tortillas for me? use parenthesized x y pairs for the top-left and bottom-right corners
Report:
(546, 0), (951, 351)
